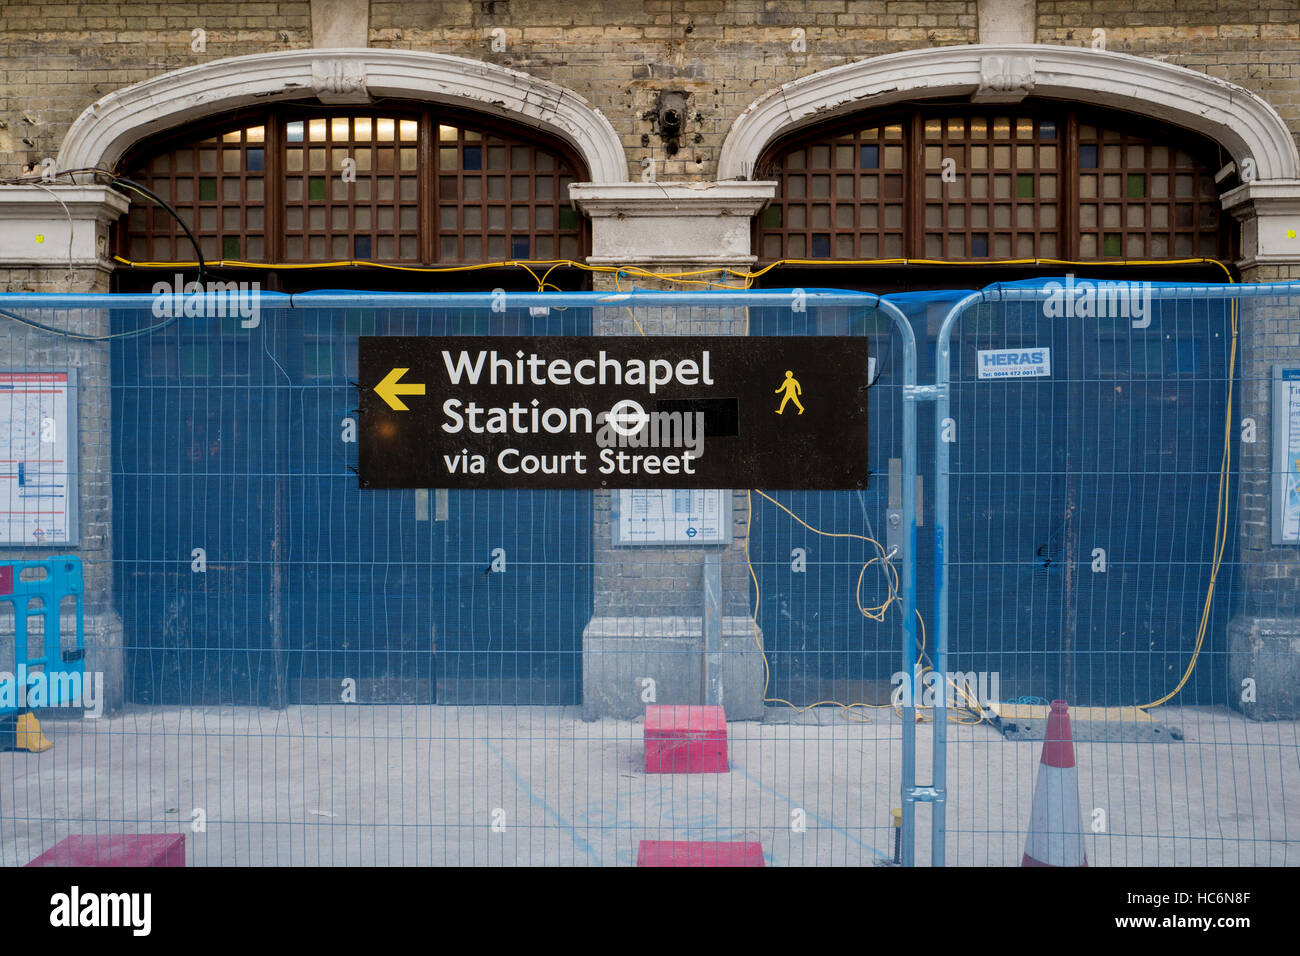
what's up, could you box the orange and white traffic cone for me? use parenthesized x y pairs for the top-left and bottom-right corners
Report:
(1022, 699), (1087, 867)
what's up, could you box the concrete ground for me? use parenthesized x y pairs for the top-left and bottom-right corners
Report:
(2, 704), (1297, 866)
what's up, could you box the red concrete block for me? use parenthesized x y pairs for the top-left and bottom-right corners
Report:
(644, 704), (728, 773)
(637, 840), (765, 867)
(26, 834), (186, 867)
(0, 565), (12, 595)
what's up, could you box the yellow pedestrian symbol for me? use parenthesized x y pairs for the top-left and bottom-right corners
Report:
(774, 370), (804, 415)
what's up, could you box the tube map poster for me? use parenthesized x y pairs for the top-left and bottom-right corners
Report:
(0, 371), (76, 546)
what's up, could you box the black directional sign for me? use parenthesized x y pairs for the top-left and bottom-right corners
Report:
(358, 336), (869, 489)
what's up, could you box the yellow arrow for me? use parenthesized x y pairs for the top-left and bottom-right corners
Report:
(375, 367), (426, 411)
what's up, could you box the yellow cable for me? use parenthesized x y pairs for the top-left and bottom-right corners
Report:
(112, 254), (1239, 286)
(613, 267), (908, 724)
(745, 491), (892, 723)
(1137, 290), (1238, 710)
(753, 489), (897, 622)
(747, 489), (983, 724)
(612, 270), (647, 335)
(602, 256), (1006, 723)
(741, 256), (1237, 284)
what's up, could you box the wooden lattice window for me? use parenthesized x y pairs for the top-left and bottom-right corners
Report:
(117, 106), (589, 265)
(921, 114), (1061, 259)
(123, 124), (269, 262)
(758, 122), (906, 260)
(282, 115), (421, 262)
(756, 104), (1234, 264)
(435, 123), (583, 262)
(1076, 122), (1221, 259)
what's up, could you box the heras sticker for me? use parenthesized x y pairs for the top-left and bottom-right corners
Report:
(976, 347), (1052, 380)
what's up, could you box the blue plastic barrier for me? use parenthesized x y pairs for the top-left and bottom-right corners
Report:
(0, 556), (85, 715)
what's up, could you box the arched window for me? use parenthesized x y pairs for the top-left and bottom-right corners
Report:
(755, 104), (1236, 265)
(115, 106), (589, 267)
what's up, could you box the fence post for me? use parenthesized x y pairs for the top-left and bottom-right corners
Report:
(703, 550), (722, 706)
(929, 291), (986, 867)
(874, 299), (922, 866)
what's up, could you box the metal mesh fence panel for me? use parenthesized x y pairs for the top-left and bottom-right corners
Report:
(928, 281), (1300, 866)
(0, 291), (910, 866)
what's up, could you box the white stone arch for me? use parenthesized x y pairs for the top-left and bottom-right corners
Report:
(57, 48), (627, 183)
(719, 44), (1300, 183)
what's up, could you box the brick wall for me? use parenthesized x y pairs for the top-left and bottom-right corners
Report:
(1231, 262), (1300, 615)
(0, 1), (973, 184)
(371, 0), (976, 181)
(1038, 1), (1300, 141)
(0, 2), (312, 179)
(3, 2), (1296, 182)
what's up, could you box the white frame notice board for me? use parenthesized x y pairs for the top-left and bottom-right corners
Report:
(1274, 365), (1300, 545)
(612, 489), (731, 546)
(0, 369), (78, 546)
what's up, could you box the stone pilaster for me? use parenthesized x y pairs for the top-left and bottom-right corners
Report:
(1223, 185), (1300, 718)
(570, 181), (775, 719)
